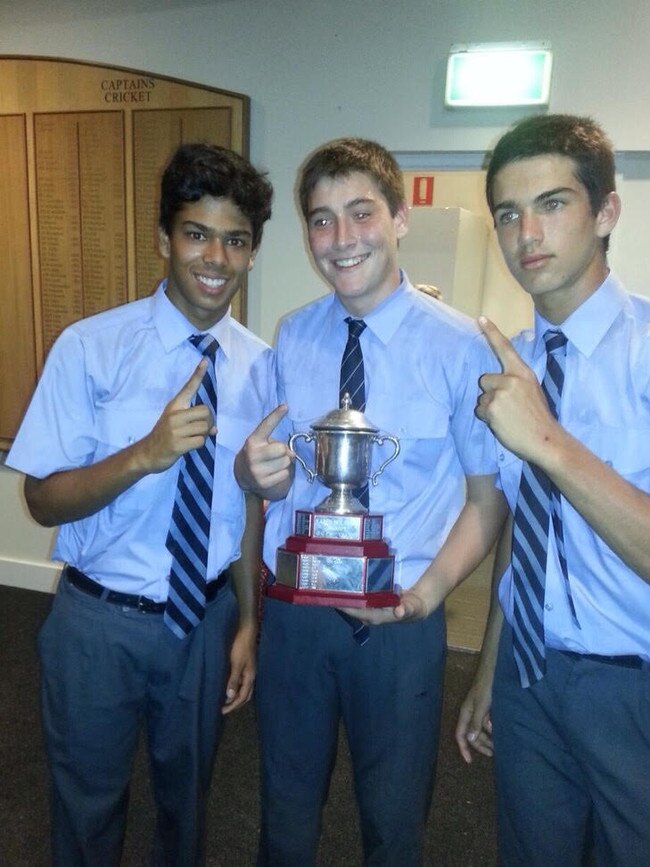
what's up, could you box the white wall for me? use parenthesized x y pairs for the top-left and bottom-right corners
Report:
(0, 460), (61, 592)
(2, 0), (650, 589)
(3, 0), (650, 341)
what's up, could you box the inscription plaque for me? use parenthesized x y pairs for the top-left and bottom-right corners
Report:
(0, 56), (248, 448)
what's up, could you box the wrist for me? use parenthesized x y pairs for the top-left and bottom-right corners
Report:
(234, 622), (258, 651)
(531, 424), (575, 478)
(127, 435), (159, 478)
(233, 452), (254, 493)
(236, 616), (258, 636)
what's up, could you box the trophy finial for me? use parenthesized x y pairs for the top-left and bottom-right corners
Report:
(341, 393), (352, 411)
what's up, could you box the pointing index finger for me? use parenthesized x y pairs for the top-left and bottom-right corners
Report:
(252, 404), (289, 442)
(478, 316), (527, 374)
(173, 359), (207, 408)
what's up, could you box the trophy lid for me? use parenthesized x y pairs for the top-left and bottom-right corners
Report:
(311, 394), (378, 433)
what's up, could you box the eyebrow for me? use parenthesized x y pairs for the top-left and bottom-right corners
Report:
(493, 186), (575, 213)
(307, 196), (376, 220)
(181, 219), (252, 239)
(345, 196), (375, 209)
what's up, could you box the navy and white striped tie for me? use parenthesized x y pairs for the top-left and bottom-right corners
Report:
(340, 317), (367, 409)
(164, 334), (219, 638)
(338, 316), (370, 645)
(340, 317), (368, 508)
(511, 330), (568, 687)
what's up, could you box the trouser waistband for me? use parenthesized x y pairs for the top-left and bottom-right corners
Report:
(63, 564), (230, 613)
(557, 649), (649, 671)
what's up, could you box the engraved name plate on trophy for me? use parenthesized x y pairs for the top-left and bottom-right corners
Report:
(268, 396), (401, 608)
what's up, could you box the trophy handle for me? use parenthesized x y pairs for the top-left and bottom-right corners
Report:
(370, 434), (401, 486)
(288, 432), (316, 482)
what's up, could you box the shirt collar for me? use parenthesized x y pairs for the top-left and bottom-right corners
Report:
(153, 279), (233, 358)
(331, 270), (412, 345)
(533, 272), (626, 360)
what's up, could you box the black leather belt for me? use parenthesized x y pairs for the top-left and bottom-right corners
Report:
(559, 650), (649, 671)
(64, 564), (230, 613)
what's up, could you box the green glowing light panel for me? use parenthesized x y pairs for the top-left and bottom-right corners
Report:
(445, 43), (553, 108)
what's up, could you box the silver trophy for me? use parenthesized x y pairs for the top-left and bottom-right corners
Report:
(270, 396), (401, 607)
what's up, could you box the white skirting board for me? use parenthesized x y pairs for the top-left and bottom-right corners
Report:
(0, 557), (61, 594)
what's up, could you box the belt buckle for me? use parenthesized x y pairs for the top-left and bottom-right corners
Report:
(136, 596), (149, 613)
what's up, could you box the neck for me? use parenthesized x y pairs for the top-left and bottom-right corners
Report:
(536, 264), (609, 325)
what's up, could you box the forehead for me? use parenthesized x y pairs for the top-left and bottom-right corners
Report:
(172, 194), (252, 230)
(491, 153), (585, 205)
(308, 170), (386, 211)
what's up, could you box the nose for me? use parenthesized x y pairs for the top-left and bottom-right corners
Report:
(203, 236), (227, 265)
(518, 209), (542, 248)
(333, 217), (356, 249)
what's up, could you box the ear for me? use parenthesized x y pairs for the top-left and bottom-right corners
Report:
(394, 202), (409, 241)
(595, 191), (621, 239)
(247, 247), (258, 272)
(158, 226), (171, 260)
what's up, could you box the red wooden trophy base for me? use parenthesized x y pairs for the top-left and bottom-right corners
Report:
(266, 581), (399, 608)
(269, 509), (399, 608)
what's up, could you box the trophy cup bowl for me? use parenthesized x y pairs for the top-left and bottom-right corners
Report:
(289, 395), (400, 514)
(269, 396), (401, 608)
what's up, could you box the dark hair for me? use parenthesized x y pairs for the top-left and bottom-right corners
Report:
(298, 138), (405, 219)
(486, 114), (615, 216)
(159, 143), (273, 249)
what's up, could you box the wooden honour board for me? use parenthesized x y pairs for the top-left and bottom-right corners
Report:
(0, 56), (249, 448)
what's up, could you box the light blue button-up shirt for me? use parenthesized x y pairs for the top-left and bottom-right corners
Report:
(7, 281), (275, 600)
(264, 274), (498, 591)
(497, 274), (650, 659)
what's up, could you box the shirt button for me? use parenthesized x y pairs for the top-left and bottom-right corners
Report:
(498, 452), (505, 462)
(545, 603), (553, 611)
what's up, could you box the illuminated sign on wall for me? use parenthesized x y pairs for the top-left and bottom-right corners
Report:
(445, 43), (553, 108)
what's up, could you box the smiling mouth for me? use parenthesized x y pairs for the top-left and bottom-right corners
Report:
(195, 273), (228, 290)
(333, 253), (370, 270)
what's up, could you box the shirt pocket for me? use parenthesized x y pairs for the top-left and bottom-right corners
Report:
(213, 412), (260, 523)
(373, 401), (449, 464)
(95, 402), (169, 515)
(216, 412), (261, 457)
(367, 402), (451, 502)
(573, 423), (650, 490)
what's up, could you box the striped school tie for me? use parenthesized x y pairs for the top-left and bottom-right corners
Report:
(340, 317), (368, 509)
(164, 334), (218, 638)
(511, 330), (568, 686)
(339, 317), (370, 645)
